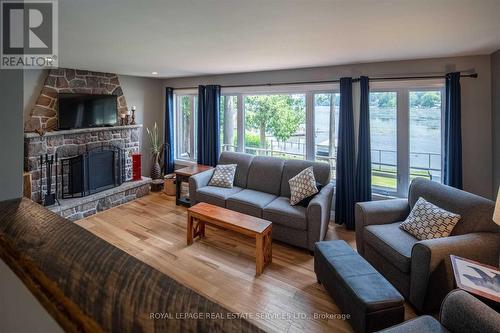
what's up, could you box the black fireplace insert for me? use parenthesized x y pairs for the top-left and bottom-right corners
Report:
(59, 146), (125, 198)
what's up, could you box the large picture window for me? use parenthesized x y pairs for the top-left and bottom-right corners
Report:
(244, 94), (306, 159)
(173, 81), (444, 197)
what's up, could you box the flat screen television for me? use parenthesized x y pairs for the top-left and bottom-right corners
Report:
(58, 94), (118, 130)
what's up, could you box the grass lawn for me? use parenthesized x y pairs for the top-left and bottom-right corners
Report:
(372, 167), (431, 190)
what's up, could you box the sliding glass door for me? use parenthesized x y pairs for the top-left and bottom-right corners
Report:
(409, 90), (443, 184)
(369, 83), (444, 196)
(369, 91), (398, 193)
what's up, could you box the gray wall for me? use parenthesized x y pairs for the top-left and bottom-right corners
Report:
(492, 50), (500, 196)
(0, 259), (64, 333)
(0, 70), (23, 201)
(1, 70), (62, 332)
(164, 55), (494, 199)
(118, 75), (163, 175)
(23, 71), (164, 177)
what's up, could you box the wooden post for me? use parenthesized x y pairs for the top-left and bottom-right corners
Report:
(264, 227), (272, 267)
(255, 234), (264, 276)
(187, 213), (193, 245)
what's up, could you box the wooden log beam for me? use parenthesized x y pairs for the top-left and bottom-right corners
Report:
(0, 198), (262, 333)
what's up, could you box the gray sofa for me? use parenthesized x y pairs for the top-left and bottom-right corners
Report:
(378, 289), (500, 333)
(189, 152), (334, 251)
(355, 178), (500, 313)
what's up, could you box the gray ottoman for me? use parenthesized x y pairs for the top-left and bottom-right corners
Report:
(314, 240), (404, 333)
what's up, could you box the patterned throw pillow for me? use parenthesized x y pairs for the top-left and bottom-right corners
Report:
(289, 166), (319, 206)
(208, 164), (237, 188)
(399, 197), (461, 240)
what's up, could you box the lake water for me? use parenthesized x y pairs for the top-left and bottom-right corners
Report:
(314, 105), (442, 171)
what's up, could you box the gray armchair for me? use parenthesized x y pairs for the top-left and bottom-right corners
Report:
(378, 289), (500, 333)
(355, 178), (500, 313)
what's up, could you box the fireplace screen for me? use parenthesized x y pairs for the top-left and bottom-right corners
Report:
(59, 146), (125, 198)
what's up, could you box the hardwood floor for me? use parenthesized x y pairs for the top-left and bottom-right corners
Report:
(77, 192), (415, 333)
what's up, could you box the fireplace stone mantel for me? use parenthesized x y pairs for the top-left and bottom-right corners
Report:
(24, 124), (142, 139)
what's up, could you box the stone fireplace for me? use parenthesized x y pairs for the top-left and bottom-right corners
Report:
(24, 68), (151, 221)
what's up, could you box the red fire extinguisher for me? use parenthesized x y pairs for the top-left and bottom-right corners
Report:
(132, 153), (142, 181)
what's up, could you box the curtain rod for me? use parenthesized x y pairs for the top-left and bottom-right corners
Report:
(171, 72), (478, 90)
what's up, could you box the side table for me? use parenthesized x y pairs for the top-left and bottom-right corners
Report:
(175, 164), (213, 206)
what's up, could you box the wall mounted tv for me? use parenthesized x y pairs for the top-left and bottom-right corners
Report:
(58, 94), (118, 130)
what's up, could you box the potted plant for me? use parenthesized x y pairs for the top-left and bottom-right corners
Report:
(146, 123), (163, 180)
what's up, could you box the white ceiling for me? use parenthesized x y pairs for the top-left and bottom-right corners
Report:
(59, 0), (500, 78)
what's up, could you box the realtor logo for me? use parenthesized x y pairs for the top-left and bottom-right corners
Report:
(1, 0), (58, 69)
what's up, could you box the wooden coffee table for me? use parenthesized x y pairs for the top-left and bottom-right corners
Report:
(187, 202), (272, 276)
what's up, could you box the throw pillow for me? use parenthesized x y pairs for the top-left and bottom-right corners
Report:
(399, 197), (461, 240)
(297, 182), (324, 207)
(289, 166), (319, 206)
(208, 164), (237, 188)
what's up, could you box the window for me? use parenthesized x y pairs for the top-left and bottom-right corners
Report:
(220, 96), (238, 152)
(370, 92), (398, 192)
(244, 94), (306, 159)
(314, 93), (340, 179)
(409, 90), (443, 183)
(369, 83), (444, 196)
(173, 81), (444, 197)
(175, 94), (197, 161)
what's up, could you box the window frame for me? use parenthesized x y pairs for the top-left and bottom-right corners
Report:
(174, 90), (198, 163)
(370, 80), (445, 197)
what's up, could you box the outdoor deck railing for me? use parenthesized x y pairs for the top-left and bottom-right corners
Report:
(221, 144), (441, 183)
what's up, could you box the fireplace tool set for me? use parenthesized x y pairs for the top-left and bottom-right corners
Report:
(39, 153), (58, 206)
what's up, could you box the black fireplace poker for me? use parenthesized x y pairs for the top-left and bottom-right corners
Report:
(40, 153), (56, 206)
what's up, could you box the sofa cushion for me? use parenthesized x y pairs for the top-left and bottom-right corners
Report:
(280, 159), (330, 197)
(263, 197), (307, 230)
(196, 186), (243, 208)
(246, 156), (284, 196)
(218, 152), (254, 188)
(226, 189), (277, 218)
(364, 222), (419, 273)
(408, 178), (498, 235)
